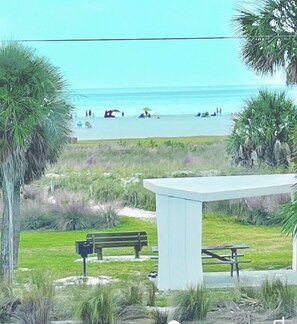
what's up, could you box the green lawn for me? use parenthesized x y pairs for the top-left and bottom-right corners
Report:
(17, 215), (292, 283)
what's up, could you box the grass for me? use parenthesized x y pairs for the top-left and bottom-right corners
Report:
(17, 215), (292, 283)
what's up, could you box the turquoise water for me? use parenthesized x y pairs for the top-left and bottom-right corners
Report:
(69, 84), (297, 139)
(69, 84), (297, 118)
(71, 114), (233, 140)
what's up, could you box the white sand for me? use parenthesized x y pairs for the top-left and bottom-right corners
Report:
(70, 114), (233, 140)
(118, 207), (156, 219)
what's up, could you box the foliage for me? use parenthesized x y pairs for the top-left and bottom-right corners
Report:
(228, 90), (297, 167)
(123, 182), (156, 211)
(147, 281), (158, 306)
(75, 284), (116, 324)
(0, 284), (20, 323)
(260, 278), (296, 317)
(171, 285), (211, 322)
(12, 271), (55, 323)
(234, 0), (297, 85)
(149, 307), (170, 324)
(115, 282), (144, 309)
(0, 42), (72, 283)
(20, 190), (121, 231)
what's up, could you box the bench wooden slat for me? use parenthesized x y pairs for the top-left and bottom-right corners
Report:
(86, 231), (148, 260)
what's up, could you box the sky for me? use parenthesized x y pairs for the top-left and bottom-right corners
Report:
(0, 0), (285, 89)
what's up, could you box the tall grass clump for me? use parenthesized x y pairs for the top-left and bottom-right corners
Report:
(92, 177), (124, 202)
(12, 271), (55, 323)
(89, 202), (121, 229)
(116, 282), (144, 308)
(259, 278), (296, 317)
(75, 284), (116, 324)
(149, 307), (170, 324)
(0, 284), (20, 323)
(147, 281), (158, 306)
(123, 183), (156, 211)
(171, 285), (211, 322)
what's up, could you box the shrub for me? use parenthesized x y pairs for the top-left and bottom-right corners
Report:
(12, 271), (55, 323)
(123, 183), (156, 211)
(0, 284), (20, 323)
(149, 307), (170, 324)
(89, 203), (121, 229)
(116, 283), (144, 309)
(259, 278), (295, 317)
(92, 177), (124, 202)
(171, 285), (211, 322)
(147, 281), (158, 306)
(228, 90), (297, 168)
(76, 284), (116, 324)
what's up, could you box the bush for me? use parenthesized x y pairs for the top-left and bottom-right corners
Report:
(228, 90), (297, 168)
(12, 271), (55, 323)
(0, 284), (20, 323)
(123, 183), (156, 211)
(171, 285), (211, 322)
(259, 278), (295, 317)
(92, 177), (124, 202)
(75, 284), (116, 324)
(116, 283), (144, 309)
(89, 203), (121, 229)
(149, 307), (169, 324)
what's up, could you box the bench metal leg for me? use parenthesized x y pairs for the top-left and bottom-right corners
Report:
(134, 247), (140, 259)
(97, 248), (103, 260)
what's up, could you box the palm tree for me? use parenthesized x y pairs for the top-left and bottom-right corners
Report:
(234, 0), (297, 251)
(0, 43), (72, 286)
(234, 0), (297, 85)
(228, 90), (296, 167)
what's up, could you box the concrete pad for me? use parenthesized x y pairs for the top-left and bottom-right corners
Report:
(204, 269), (297, 289)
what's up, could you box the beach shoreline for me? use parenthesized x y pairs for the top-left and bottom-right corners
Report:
(70, 114), (233, 140)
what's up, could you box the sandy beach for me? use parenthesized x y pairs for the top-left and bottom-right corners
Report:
(70, 114), (233, 140)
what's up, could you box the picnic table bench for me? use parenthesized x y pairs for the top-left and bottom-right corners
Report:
(86, 231), (148, 260)
(152, 244), (250, 278)
(202, 244), (250, 278)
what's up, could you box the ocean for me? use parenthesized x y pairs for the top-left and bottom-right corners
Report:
(68, 84), (297, 140)
(69, 84), (297, 118)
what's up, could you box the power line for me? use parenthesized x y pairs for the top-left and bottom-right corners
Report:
(2, 35), (295, 43)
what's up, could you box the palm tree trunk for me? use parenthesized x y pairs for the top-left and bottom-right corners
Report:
(0, 162), (15, 287)
(13, 184), (21, 269)
(1, 191), (10, 280)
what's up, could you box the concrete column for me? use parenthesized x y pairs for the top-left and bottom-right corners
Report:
(155, 194), (203, 290)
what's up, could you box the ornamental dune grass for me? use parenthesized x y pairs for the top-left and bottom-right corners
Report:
(260, 278), (296, 317)
(12, 271), (55, 324)
(170, 285), (211, 322)
(75, 284), (116, 324)
(20, 188), (121, 231)
(36, 137), (292, 214)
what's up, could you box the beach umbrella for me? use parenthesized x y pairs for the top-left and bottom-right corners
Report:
(143, 107), (152, 112)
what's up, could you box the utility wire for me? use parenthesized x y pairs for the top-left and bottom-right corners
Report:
(3, 35), (295, 43)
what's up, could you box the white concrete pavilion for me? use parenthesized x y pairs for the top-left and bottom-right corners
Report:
(143, 173), (296, 291)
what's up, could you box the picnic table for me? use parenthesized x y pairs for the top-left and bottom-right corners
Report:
(202, 244), (250, 278)
(144, 174), (296, 290)
(152, 244), (250, 278)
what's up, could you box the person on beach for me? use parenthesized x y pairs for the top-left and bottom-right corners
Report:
(85, 110), (88, 117)
(122, 111), (124, 117)
(88, 109), (92, 117)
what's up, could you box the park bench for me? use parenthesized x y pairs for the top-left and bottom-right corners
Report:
(86, 231), (148, 260)
(151, 244), (251, 278)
